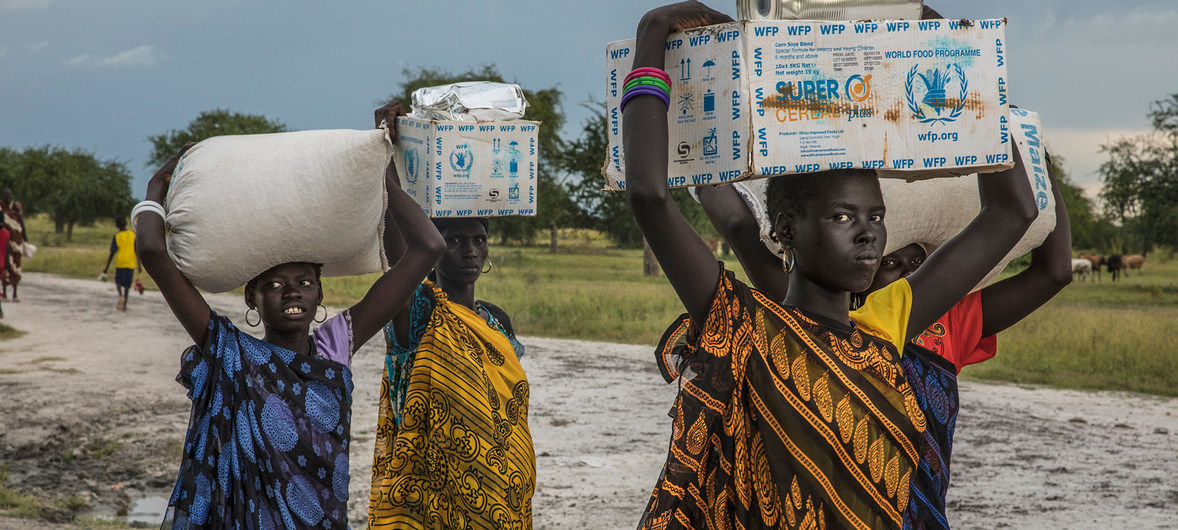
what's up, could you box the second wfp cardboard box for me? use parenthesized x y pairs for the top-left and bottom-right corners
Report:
(395, 116), (539, 217)
(604, 18), (1013, 189)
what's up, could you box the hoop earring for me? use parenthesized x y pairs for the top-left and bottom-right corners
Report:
(314, 304), (327, 323)
(782, 247), (796, 273)
(481, 259), (493, 274)
(245, 307), (261, 327)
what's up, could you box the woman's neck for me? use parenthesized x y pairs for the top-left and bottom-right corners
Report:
(263, 328), (312, 356)
(782, 274), (852, 326)
(437, 278), (477, 311)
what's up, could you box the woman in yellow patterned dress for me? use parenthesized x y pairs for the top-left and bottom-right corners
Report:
(623, 3), (1040, 528)
(369, 108), (532, 529)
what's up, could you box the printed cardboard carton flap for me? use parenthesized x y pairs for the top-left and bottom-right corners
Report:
(603, 18), (1013, 190)
(395, 116), (539, 217)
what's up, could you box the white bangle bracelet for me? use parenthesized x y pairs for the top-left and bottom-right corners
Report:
(130, 200), (167, 231)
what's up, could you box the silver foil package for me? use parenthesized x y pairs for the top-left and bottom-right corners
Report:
(736, 0), (924, 21)
(409, 81), (529, 122)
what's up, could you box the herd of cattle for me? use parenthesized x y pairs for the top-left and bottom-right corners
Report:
(1071, 252), (1146, 282)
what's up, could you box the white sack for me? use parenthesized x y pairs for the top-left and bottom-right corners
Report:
(165, 129), (392, 293)
(727, 109), (1056, 291)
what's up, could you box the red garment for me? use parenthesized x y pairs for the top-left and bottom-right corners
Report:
(0, 226), (8, 268)
(910, 290), (996, 374)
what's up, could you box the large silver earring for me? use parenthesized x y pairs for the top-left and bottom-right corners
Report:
(245, 307), (261, 327)
(782, 247), (796, 273)
(481, 259), (493, 274)
(314, 304), (327, 323)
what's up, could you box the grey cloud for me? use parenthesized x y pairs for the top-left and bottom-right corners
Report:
(65, 46), (162, 69)
(0, 0), (52, 12)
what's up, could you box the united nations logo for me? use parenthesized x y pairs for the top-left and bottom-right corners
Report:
(405, 147), (420, 184)
(449, 144), (473, 176)
(906, 63), (968, 125)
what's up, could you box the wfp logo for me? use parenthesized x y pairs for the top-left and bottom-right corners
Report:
(845, 74), (872, 103)
(906, 63), (968, 125)
(449, 144), (473, 176)
(405, 148), (420, 184)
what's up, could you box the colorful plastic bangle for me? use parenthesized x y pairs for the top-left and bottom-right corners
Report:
(624, 77), (671, 94)
(620, 86), (671, 112)
(625, 67), (671, 86)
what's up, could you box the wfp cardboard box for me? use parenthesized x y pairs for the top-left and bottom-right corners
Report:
(394, 116), (539, 217)
(604, 18), (1013, 189)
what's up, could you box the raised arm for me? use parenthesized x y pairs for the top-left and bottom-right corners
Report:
(136, 144), (212, 346)
(904, 146), (1038, 341)
(696, 184), (789, 300)
(346, 102), (446, 352)
(625, 2), (734, 324)
(977, 151), (1072, 336)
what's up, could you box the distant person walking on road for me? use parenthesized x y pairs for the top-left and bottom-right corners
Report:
(103, 217), (139, 311)
(1, 186), (26, 302)
(0, 223), (8, 318)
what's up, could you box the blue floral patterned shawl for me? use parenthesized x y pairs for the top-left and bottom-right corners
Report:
(162, 312), (354, 529)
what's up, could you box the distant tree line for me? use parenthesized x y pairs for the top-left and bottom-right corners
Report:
(0, 146), (134, 241)
(7, 70), (1169, 257)
(1099, 93), (1178, 256)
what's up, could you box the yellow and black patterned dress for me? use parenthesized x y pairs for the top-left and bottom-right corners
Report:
(369, 281), (533, 530)
(642, 265), (930, 530)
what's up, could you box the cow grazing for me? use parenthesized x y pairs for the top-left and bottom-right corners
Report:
(1078, 252), (1103, 282)
(1124, 254), (1145, 276)
(1106, 254), (1124, 282)
(1071, 259), (1092, 281)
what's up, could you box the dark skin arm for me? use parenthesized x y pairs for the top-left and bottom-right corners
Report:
(977, 151), (1072, 336)
(347, 101), (446, 352)
(375, 102), (431, 348)
(905, 146), (1038, 341)
(136, 143), (212, 346)
(103, 237), (116, 274)
(696, 184), (789, 300)
(625, 2), (735, 325)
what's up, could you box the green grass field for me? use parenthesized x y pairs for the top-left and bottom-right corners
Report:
(20, 214), (1178, 396)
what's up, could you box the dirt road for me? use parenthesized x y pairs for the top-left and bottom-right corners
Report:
(1, 273), (1175, 528)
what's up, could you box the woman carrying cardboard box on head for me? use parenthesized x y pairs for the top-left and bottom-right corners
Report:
(136, 101), (444, 528)
(623, 2), (1040, 528)
(685, 11), (1072, 522)
(368, 92), (534, 529)
(689, 148), (1071, 526)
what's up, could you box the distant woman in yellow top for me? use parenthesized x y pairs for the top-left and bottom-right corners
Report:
(102, 216), (139, 311)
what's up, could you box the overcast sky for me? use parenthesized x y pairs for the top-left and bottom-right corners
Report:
(2, 0), (1174, 199)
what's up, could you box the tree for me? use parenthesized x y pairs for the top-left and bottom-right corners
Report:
(389, 66), (577, 248)
(1100, 93), (1178, 254)
(147, 109), (287, 168)
(1, 146), (134, 240)
(560, 101), (717, 250)
(1047, 153), (1115, 251)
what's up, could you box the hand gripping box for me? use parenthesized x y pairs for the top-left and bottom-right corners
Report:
(394, 116), (539, 217)
(604, 18), (1013, 189)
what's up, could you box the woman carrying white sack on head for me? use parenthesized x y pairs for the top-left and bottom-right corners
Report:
(136, 101), (445, 528)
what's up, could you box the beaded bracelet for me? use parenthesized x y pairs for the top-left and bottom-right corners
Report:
(624, 67), (671, 86)
(620, 85), (671, 112)
(623, 76), (671, 94)
(621, 66), (673, 112)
